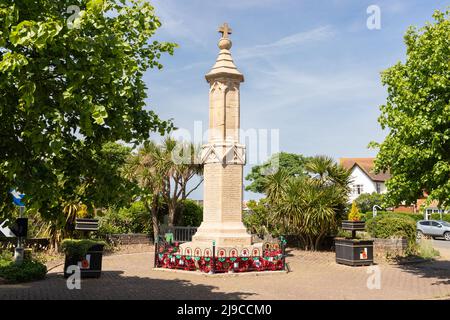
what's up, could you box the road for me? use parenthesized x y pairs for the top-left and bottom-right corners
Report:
(432, 239), (450, 259)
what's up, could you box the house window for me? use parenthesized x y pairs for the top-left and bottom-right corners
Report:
(376, 183), (381, 194)
(353, 184), (364, 195)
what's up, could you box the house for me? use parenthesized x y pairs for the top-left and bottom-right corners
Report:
(417, 196), (449, 219)
(340, 158), (390, 203)
(340, 157), (448, 217)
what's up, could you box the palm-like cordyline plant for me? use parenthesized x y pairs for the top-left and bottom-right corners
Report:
(264, 169), (290, 206)
(265, 156), (351, 250)
(123, 138), (203, 239)
(160, 138), (203, 227)
(122, 141), (166, 240)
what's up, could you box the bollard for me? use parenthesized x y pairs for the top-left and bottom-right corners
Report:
(211, 241), (216, 274)
(280, 236), (287, 271)
(154, 237), (159, 268)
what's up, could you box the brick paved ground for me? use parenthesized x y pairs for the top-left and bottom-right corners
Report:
(1, 249), (449, 300)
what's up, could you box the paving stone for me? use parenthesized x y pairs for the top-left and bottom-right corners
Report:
(0, 250), (449, 300)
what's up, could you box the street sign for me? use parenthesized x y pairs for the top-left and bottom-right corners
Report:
(10, 190), (25, 207)
(0, 219), (16, 238)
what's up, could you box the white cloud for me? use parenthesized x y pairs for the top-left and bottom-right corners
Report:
(215, 0), (291, 9)
(236, 26), (336, 59)
(151, 0), (211, 46)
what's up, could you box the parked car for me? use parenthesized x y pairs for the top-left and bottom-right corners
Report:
(417, 220), (450, 241)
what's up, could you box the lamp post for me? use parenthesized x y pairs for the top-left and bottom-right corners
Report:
(373, 205), (382, 218)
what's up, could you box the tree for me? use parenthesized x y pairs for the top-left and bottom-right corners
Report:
(370, 10), (450, 208)
(263, 155), (351, 250)
(123, 139), (203, 239)
(243, 198), (281, 238)
(176, 199), (202, 227)
(84, 142), (136, 209)
(160, 138), (203, 227)
(245, 152), (310, 193)
(122, 140), (166, 241)
(0, 0), (176, 218)
(354, 192), (384, 213)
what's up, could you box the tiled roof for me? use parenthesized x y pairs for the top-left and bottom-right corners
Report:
(340, 158), (391, 182)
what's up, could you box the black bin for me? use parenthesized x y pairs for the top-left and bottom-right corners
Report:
(335, 238), (374, 266)
(64, 244), (104, 279)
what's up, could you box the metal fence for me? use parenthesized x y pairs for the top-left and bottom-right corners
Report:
(159, 226), (198, 243)
(0, 238), (50, 251)
(154, 236), (288, 273)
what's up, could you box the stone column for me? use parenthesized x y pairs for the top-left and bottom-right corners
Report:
(183, 24), (252, 249)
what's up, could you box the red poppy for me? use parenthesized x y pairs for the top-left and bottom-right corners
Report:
(81, 259), (89, 269)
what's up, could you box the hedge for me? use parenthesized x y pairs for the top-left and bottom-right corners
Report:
(61, 239), (106, 260)
(366, 213), (417, 253)
(363, 211), (450, 223)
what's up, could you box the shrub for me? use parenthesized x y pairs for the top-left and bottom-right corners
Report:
(355, 192), (384, 212)
(243, 199), (282, 238)
(363, 211), (450, 223)
(0, 251), (47, 283)
(178, 200), (203, 227)
(61, 239), (106, 260)
(348, 202), (362, 221)
(97, 201), (151, 236)
(366, 213), (417, 252)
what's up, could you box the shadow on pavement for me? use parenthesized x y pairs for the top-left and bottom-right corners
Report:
(0, 270), (255, 300)
(397, 260), (450, 286)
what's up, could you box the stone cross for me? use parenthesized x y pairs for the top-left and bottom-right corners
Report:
(218, 23), (232, 38)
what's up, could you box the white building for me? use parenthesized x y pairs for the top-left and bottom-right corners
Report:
(340, 158), (390, 203)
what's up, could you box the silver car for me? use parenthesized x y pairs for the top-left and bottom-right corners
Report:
(417, 220), (450, 241)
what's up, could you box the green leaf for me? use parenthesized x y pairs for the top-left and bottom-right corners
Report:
(92, 105), (108, 125)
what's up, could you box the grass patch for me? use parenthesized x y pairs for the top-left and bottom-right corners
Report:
(416, 239), (440, 260)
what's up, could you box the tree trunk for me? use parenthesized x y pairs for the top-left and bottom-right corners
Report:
(151, 207), (159, 243)
(168, 200), (176, 227)
(146, 199), (159, 243)
(314, 231), (325, 251)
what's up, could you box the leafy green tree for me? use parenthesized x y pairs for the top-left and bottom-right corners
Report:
(370, 10), (450, 208)
(97, 201), (152, 236)
(245, 152), (310, 193)
(176, 199), (203, 227)
(84, 142), (136, 209)
(0, 0), (176, 218)
(354, 192), (384, 213)
(243, 198), (281, 238)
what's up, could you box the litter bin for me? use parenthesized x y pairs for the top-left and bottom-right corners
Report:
(64, 244), (104, 279)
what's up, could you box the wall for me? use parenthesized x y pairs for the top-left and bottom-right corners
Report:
(373, 238), (408, 260)
(107, 233), (152, 246)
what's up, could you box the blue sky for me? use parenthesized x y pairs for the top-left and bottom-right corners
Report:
(143, 0), (448, 200)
